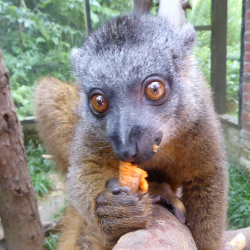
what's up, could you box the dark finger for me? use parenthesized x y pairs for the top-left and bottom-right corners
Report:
(106, 235), (121, 246)
(96, 191), (142, 206)
(100, 217), (148, 236)
(151, 195), (186, 224)
(151, 195), (172, 207)
(97, 203), (145, 218)
(121, 186), (131, 195)
(106, 178), (121, 194)
(173, 207), (186, 224)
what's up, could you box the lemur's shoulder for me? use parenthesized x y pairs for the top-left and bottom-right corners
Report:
(35, 77), (79, 174)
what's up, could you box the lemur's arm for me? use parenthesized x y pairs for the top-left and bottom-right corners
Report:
(67, 156), (152, 246)
(35, 79), (152, 248)
(35, 77), (79, 174)
(182, 170), (227, 250)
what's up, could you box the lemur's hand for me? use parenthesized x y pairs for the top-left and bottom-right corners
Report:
(96, 178), (151, 246)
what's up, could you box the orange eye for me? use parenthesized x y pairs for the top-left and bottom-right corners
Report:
(91, 94), (108, 113)
(145, 81), (165, 101)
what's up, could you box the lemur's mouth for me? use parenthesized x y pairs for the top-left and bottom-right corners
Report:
(110, 131), (163, 165)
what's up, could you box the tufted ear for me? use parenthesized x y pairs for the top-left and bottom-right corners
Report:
(178, 23), (196, 51)
(71, 47), (78, 58)
(71, 47), (84, 77)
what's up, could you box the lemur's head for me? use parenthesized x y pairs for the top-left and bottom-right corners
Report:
(72, 15), (200, 165)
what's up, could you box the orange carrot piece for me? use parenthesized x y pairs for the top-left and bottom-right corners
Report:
(119, 161), (148, 193)
(153, 144), (159, 153)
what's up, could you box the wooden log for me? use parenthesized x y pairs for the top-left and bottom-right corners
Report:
(113, 203), (250, 250)
(223, 228), (250, 250)
(113, 204), (197, 250)
(222, 233), (246, 250)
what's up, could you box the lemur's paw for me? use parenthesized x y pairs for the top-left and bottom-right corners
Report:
(96, 178), (151, 245)
(151, 194), (186, 224)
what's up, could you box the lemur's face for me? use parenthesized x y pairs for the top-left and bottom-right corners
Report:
(72, 15), (198, 165)
(87, 75), (171, 164)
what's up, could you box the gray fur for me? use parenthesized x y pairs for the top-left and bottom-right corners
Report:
(66, 14), (227, 250)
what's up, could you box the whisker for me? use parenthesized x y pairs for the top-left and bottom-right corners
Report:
(99, 146), (112, 149)
(157, 148), (175, 164)
(83, 140), (110, 143)
(102, 151), (113, 160)
(154, 151), (172, 165)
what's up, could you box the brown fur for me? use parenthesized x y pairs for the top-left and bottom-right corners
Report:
(35, 77), (79, 174)
(35, 73), (227, 250)
(35, 17), (227, 249)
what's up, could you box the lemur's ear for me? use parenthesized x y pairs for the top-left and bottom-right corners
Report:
(178, 23), (196, 51)
(71, 48), (81, 61)
(71, 48), (84, 77)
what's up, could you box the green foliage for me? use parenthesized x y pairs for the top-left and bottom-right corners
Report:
(227, 45), (241, 116)
(228, 0), (242, 46)
(227, 165), (250, 229)
(44, 201), (67, 250)
(194, 45), (211, 83)
(53, 202), (67, 220)
(45, 233), (59, 250)
(187, 0), (211, 47)
(26, 140), (55, 197)
(193, 45), (240, 116)
(0, 0), (242, 117)
(0, 0), (131, 117)
(187, 0), (242, 116)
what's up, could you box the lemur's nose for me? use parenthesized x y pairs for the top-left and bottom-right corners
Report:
(116, 146), (138, 162)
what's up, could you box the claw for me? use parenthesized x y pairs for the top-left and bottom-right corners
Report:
(106, 178), (132, 195)
(121, 186), (131, 195)
(151, 195), (186, 224)
(107, 178), (121, 194)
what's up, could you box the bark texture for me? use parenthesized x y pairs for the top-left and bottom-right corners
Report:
(113, 204), (250, 250)
(0, 47), (45, 250)
(223, 228), (250, 250)
(133, 0), (153, 12)
(113, 204), (198, 250)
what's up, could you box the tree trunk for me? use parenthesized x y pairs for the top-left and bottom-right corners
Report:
(133, 0), (152, 12)
(0, 47), (45, 250)
(158, 0), (187, 29)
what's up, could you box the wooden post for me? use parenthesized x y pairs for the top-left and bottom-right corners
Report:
(133, 0), (152, 12)
(84, 0), (91, 36)
(239, 0), (246, 126)
(211, 0), (228, 114)
(0, 47), (45, 250)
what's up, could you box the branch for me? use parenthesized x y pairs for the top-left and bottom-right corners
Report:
(158, 0), (187, 29)
(32, 3), (41, 13)
(113, 204), (250, 250)
(223, 228), (250, 250)
(113, 204), (197, 250)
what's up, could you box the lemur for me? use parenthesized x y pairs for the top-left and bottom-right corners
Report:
(35, 14), (228, 250)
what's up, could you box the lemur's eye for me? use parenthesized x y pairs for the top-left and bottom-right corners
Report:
(143, 76), (170, 105)
(145, 81), (165, 101)
(91, 94), (108, 114)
